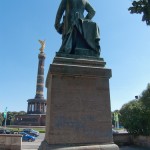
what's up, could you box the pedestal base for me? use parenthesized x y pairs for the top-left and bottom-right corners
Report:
(41, 55), (119, 149)
(39, 141), (119, 150)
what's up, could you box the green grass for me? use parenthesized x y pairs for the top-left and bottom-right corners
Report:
(7, 127), (45, 133)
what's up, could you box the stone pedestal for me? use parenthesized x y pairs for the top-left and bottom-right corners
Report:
(39, 55), (119, 150)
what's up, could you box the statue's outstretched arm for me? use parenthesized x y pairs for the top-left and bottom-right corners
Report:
(55, 0), (65, 34)
(84, 1), (96, 20)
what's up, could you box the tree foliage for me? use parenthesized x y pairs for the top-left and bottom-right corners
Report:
(1, 111), (27, 126)
(140, 83), (150, 107)
(129, 0), (150, 25)
(120, 100), (144, 135)
(120, 84), (150, 135)
(0, 113), (4, 126)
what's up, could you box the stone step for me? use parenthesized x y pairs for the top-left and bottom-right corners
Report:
(22, 145), (39, 149)
(23, 149), (37, 150)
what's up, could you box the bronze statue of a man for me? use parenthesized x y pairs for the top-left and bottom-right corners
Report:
(55, 0), (100, 57)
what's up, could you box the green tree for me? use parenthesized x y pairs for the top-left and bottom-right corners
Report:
(111, 112), (115, 127)
(1, 111), (27, 125)
(18, 111), (26, 115)
(120, 83), (150, 135)
(120, 99), (145, 135)
(6, 111), (15, 125)
(129, 0), (150, 25)
(0, 113), (4, 126)
(140, 83), (150, 107)
(138, 83), (150, 135)
(6, 111), (27, 125)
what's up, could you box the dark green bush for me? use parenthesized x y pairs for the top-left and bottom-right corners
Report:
(120, 84), (150, 136)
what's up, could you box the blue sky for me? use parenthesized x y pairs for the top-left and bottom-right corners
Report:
(0, 0), (150, 112)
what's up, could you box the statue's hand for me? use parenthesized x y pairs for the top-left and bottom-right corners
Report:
(55, 23), (63, 34)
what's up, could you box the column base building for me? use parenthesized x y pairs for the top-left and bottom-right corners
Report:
(14, 98), (46, 126)
(14, 43), (47, 126)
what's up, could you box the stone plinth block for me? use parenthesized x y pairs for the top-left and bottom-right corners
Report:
(0, 134), (22, 150)
(39, 141), (119, 150)
(39, 56), (119, 150)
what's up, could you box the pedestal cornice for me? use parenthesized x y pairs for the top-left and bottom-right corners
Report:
(46, 56), (111, 88)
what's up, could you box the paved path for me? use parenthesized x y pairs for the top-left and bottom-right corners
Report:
(22, 133), (44, 150)
(120, 146), (150, 150)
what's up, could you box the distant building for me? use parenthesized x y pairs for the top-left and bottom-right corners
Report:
(14, 45), (46, 126)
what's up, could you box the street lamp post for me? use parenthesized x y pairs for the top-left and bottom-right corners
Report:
(3, 107), (7, 128)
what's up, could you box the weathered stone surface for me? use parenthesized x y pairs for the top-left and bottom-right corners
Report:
(133, 136), (150, 148)
(39, 141), (119, 150)
(113, 133), (133, 146)
(40, 56), (119, 150)
(0, 134), (22, 150)
(53, 56), (106, 67)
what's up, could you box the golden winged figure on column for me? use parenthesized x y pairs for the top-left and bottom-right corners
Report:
(39, 40), (46, 53)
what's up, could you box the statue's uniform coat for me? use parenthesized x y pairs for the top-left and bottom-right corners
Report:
(55, 0), (100, 55)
